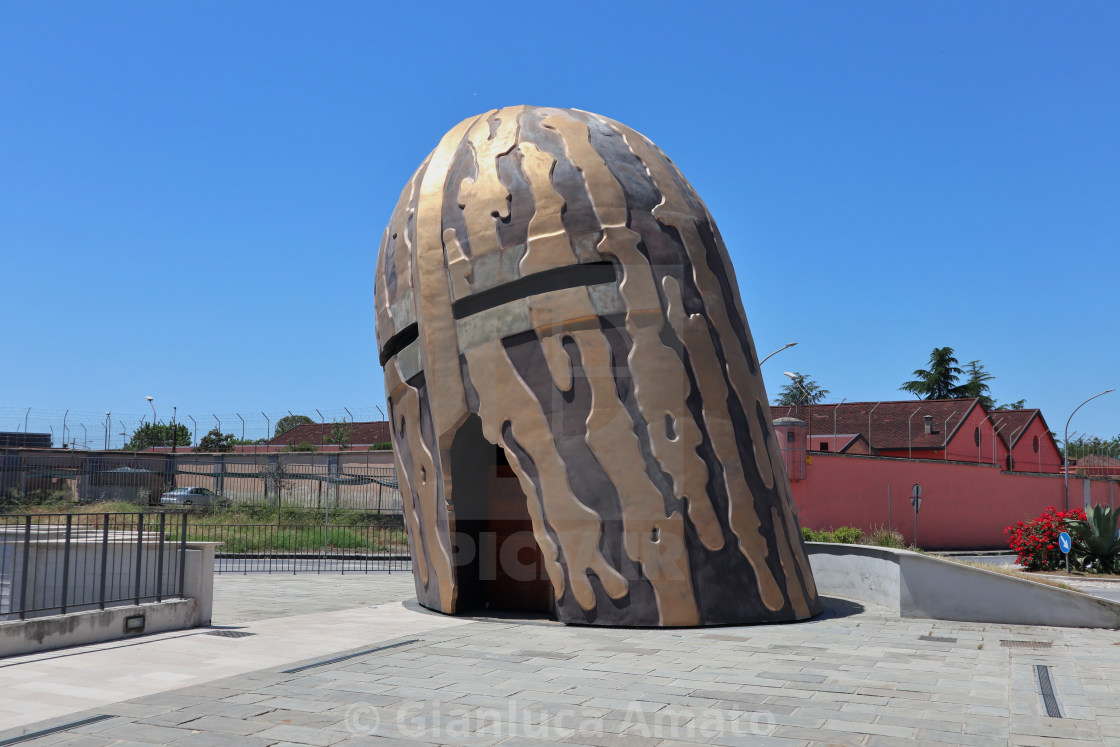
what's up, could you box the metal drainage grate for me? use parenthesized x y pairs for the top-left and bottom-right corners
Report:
(1001, 639), (1053, 650)
(919, 635), (958, 643)
(0, 715), (114, 746)
(205, 631), (256, 638)
(280, 639), (419, 674)
(1035, 665), (1063, 718)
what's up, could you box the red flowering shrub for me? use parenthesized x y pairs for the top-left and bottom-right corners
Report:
(1005, 506), (1086, 570)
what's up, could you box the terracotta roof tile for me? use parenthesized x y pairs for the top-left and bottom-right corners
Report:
(988, 409), (1039, 447)
(768, 399), (984, 451)
(268, 421), (390, 446)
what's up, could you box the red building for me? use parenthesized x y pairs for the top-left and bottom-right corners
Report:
(769, 399), (1063, 472)
(992, 408), (1064, 474)
(769, 400), (1108, 549)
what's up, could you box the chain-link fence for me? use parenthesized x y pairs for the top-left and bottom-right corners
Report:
(0, 450), (402, 513)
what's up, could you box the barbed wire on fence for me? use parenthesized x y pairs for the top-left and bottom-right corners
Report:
(0, 449), (402, 513)
(0, 406), (389, 450)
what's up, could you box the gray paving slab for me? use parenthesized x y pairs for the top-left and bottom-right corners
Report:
(1, 575), (1119, 745)
(210, 571), (417, 624)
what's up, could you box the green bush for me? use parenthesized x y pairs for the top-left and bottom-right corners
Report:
(369, 441), (393, 451)
(1065, 505), (1120, 573)
(831, 526), (864, 544)
(801, 526), (869, 544)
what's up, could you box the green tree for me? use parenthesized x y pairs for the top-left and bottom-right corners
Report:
(774, 373), (830, 405)
(324, 421), (354, 450)
(1063, 434), (1120, 461)
(900, 347), (966, 400)
(274, 414), (313, 438)
(194, 428), (235, 453)
(125, 423), (190, 450)
(960, 360), (996, 409)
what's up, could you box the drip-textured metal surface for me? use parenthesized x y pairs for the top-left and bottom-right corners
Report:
(375, 106), (821, 626)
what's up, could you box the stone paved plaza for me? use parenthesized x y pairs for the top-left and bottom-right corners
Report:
(1, 573), (1118, 746)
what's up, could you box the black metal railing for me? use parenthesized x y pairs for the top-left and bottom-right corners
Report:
(0, 512), (187, 620)
(184, 517), (410, 574)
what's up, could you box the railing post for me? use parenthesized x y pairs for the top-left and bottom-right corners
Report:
(133, 513), (144, 605)
(155, 513), (166, 603)
(99, 513), (109, 610)
(178, 512), (187, 599)
(18, 515), (31, 620)
(60, 514), (73, 614)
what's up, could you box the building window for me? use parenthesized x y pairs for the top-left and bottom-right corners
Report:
(1033, 435), (1039, 453)
(820, 442), (829, 452)
(786, 431), (795, 443)
(974, 426), (981, 446)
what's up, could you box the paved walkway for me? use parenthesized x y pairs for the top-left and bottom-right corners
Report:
(1, 574), (1118, 745)
(211, 573), (416, 624)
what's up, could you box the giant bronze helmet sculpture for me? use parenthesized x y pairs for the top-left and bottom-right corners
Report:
(375, 106), (820, 626)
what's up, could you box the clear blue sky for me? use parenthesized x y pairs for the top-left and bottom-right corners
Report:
(2, 2), (1117, 447)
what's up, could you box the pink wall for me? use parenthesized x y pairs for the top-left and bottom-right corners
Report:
(947, 405), (1003, 463)
(791, 451), (1118, 549)
(1008, 419), (1063, 474)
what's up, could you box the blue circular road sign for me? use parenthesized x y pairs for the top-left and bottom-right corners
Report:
(1058, 531), (1072, 554)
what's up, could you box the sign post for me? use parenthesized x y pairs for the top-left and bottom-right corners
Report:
(1058, 531), (1072, 575)
(910, 483), (923, 548)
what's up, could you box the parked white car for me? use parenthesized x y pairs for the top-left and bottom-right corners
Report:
(160, 487), (224, 507)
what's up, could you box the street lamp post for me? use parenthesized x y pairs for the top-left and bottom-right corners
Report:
(1064, 389), (1115, 512)
(104, 412), (111, 450)
(759, 342), (798, 367)
(171, 406), (178, 454)
(145, 396), (158, 449)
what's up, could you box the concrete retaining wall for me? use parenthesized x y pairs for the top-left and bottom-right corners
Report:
(0, 543), (218, 657)
(0, 598), (197, 657)
(807, 543), (1120, 629)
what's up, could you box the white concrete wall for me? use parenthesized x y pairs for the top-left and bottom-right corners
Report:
(0, 598), (197, 657)
(802, 544), (901, 611)
(0, 542), (218, 657)
(807, 543), (1120, 629)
